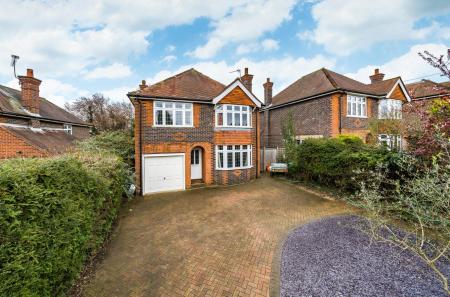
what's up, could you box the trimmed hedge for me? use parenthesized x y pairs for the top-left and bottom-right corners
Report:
(0, 152), (128, 296)
(288, 136), (393, 191)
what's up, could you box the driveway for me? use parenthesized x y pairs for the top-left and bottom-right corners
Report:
(82, 176), (351, 297)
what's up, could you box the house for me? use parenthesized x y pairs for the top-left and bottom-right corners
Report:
(406, 79), (450, 102)
(0, 69), (91, 158)
(128, 68), (262, 195)
(261, 68), (411, 149)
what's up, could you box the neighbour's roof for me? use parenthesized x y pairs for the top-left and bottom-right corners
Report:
(0, 84), (87, 125)
(129, 68), (226, 101)
(271, 68), (404, 107)
(406, 80), (450, 99)
(1, 125), (82, 154)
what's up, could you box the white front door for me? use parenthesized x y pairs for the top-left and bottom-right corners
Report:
(190, 149), (202, 179)
(143, 154), (185, 194)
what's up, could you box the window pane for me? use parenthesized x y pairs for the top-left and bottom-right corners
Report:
(218, 152), (224, 168)
(227, 152), (233, 168)
(227, 113), (233, 126)
(357, 103), (361, 116)
(347, 100), (351, 115)
(242, 113), (248, 126)
(185, 111), (192, 125)
(165, 110), (173, 125)
(234, 105), (240, 111)
(234, 113), (240, 126)
(217, 112), (223, 126)
(185, 104), (192, 110)
(155, 102), (163, 108)
(235, 152), (241, 167)
(243, 145), (247, 149)
(235, 145), (240, 150)
(243, 152), (248, 167)
(362, 103), (367, 116)
(175, 103), (183, 109)
(175, 110), (183, 125)
(352, 102), (356, 116)
(227, 145), (233, 150)
(165, 102), (173, 108)
(217, 105), (223, 111)
(191, 150), (195, 164)
(226, 105), (233, 111)
(156, 110), (163, 125)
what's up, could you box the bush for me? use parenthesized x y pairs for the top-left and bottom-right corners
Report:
(287, 136), (392, 191)
(0, 151), (128, 296)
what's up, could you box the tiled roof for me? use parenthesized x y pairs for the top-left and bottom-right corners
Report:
(406, 80), (450, 99)
(271, 68), (397, 107)
(129, 68), (226, 101)
(0, 85), (87, 125)
(1, 126), (82, 154)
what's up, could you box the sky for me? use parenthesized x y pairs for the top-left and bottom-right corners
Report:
(0, 0), (450, 107)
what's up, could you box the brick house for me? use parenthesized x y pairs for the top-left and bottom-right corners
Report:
(0, 69), (91, 158)
(261, 68), (411, 149)
(128, 68), (262, 195)
(406, 79), (450, 102)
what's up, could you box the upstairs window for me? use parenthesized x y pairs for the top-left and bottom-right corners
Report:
(63, 124), (72, 135)
(154, 101), (193, 127)
(215, 104), (252, 128)
(347, 95), (367, 118)
(378, 99), (402, 119)
(216, 145), (252, 170)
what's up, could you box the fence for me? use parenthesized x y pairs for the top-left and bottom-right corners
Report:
(261, 147), (285, 171)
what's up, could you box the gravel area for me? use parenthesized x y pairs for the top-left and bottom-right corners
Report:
(281, 215), (450, 297)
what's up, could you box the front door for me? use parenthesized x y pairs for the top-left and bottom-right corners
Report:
(191, 149), (202, 180)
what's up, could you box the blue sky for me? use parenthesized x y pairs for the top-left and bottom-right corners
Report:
(0, 0), (449, 106)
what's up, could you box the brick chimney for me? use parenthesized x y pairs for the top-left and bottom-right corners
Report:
(139, 80), (147, 90)
(241, 67), (254, 92)
(18, 69), (41, 114)
(369, 68), (385, 83)
(263, 77), (273, 105)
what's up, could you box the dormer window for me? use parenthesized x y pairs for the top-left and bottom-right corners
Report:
(379, 99), (402, 119)
(63, 124), (72, 135)
(347, 95), (367, 118)
(215, 104), (252, 128)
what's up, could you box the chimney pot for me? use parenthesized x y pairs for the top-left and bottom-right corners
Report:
(139, 80), (147, 91)
(241, 67), (254, 92)
(27, 68), (34, 77)
(244, 67), (249, 75)
(374, 68), (379, 75)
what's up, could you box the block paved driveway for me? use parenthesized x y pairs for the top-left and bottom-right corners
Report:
(82, 176), (352, 297)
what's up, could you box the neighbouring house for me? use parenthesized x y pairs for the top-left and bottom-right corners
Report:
(261, 68), (411, 151)
(128, 68), (262, 195)
(0, 69), (91, 158)
(406, 79), (450, 103)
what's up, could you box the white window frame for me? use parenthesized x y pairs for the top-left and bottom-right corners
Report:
(347, 95), (367, 118)
(215, 104), (252, 128)
(378, 99), (402, 119)
(63, 124), (72, 135)
(216, 145), (252, 170)
(153, 101), (193, 127)
(378, 134), (402, 150)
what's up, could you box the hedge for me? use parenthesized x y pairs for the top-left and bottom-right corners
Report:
(0, 151), (128, 296)
(287, 136), (393, 191)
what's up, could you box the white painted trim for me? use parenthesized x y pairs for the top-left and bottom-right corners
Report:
(0, 123), (28, 128)
(386, 79), (411, 102)
(212, 80), (262, 107)
(141, 153), (186, 195)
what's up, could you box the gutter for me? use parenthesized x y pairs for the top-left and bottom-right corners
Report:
(0, 111), (92, 128)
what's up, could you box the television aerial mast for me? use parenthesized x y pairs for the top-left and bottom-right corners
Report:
(10, 54), (20, 78)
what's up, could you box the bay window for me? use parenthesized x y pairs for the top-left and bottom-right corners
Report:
(154, 101), (193, 127)
(216, 145), (252, 169)
(378, 99), (402, 119)
(347, 95), (367, 117)
(215, 104), (252, 128)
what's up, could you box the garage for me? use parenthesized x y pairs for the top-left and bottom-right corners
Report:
(142, 154), (185, 194)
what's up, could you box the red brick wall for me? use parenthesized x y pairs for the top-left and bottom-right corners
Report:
(0, 126), (47, 158)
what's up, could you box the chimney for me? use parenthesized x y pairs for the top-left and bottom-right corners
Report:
(139, 80), (147, 90)
(263, 78), (273, 106)
(18, 69), (41, 114)
(241, 67), (254, 92)
(369, 68), (385, 83)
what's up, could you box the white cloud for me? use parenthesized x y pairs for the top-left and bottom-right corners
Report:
(146, 55), (336, 102)
(303, 0), (450, 55)
(346, 43), (450, 83)
(101, 86), (136, 102)
(161, 55), (177, 63)
(261, 39), (279, 51)
(236, 39), (279, 55)
(84, 63), (132, 79)
(190, 0), (297, 59)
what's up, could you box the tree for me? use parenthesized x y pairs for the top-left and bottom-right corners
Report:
(419, 49), (450, 80)
(65, 94), (133, 134)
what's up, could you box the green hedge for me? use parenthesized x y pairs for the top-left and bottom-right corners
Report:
(288, 136), (392, 191)
(0, 152), (128, 296)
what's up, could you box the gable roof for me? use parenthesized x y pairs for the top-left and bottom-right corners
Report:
(0, 85), (88, 125)
(129, 68), (226, 101)
(271, 68), (409, 108)
(406, 80), (450, 99)
(212, 78), (262, 107)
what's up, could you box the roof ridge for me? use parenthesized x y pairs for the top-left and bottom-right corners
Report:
(321, 68), (339, 89)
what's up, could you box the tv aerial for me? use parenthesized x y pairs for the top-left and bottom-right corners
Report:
(10, 54), (20, 78)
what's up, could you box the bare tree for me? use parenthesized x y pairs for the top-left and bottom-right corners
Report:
(65, 94), (133, 134)
(419, 49), (450, 80)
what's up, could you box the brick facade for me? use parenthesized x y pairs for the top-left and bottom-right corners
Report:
(0, 126), (47, 158)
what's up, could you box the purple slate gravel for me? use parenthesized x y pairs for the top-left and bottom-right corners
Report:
(281, 215), (449, 297)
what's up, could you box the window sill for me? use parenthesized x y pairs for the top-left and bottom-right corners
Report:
(153, 125), (195, 128)
(346, 115), (368, 119)
(215, 127), (252, 131)
(215, 166), (253, 171)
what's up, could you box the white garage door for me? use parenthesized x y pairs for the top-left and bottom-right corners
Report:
(143, 154), (185, 194)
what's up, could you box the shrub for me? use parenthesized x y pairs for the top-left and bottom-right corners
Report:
(0, 151), (128, 296)
(287, 136), (392, 191)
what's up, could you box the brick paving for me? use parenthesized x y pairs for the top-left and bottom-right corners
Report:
(82, 176), (352, 297)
